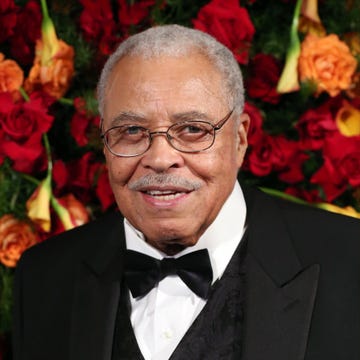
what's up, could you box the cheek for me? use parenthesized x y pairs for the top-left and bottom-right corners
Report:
(105, 152), (139, 187)
(192, 148), (238, 184)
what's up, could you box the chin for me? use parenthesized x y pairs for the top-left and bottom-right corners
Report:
(145, 225), (200, 254)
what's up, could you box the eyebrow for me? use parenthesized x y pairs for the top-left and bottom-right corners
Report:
(109, 112), (147, 127)
(172, 111), (211, 122)
(108, 110), (212, 128)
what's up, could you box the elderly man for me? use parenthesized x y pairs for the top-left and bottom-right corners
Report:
(13, 25), (360, 360)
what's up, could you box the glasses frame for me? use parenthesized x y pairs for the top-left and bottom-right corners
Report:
(101, 109), (234, 158)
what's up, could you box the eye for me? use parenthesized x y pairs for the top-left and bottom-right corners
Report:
(106, 125), (147, 145)
(184, 125), (205, 133)
(124, 126), (144, 135)
(171, 122), (213, 141)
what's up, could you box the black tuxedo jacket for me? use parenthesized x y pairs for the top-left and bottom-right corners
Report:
(13, 186), (360, 360)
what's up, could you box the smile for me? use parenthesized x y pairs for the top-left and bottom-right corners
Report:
(144, 189), (188, 201)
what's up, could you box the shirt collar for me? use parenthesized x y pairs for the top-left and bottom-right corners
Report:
(124, 181), (247, 282)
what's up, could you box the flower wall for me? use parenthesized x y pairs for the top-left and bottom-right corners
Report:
(0, 0), (359, 357)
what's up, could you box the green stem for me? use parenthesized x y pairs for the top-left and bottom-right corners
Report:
(40, 0), (50, 20)
(58, 97), (74, 106)
(50, 196), (73, 230)
(260, 187), (309, 206)
(19, 87), (30, 102)
(19, 173), (40, 186)
(290, 0), (303, 48)
(43, 133), (53, 176)
(0, 267), (13, 332)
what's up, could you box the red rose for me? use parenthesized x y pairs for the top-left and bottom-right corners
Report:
(53, 153), (102, 204)
(297, 103), (338, 151)
(70, 97), (100, 147)
(193, 0), (255, 64)
(311, 133), (360, 201)
(246, 54), (281, 104)
(244, 101), (264, 146)
(285, 187), (322, 203)
(246, 133), (307, 183)
(118, 0), (155, 29)
(96, 166), (116, 211)
(0, 92), (54, 173)
(80, 0), (118, 55)
(0, 0), (18, 43)
(245, 134), (274, 176)
(9, 0), (42, 65)
(52, 160), (68, 191)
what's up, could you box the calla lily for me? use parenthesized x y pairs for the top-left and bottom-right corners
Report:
(299, 0), (325, 36)
(26, 133), (53, 232)
(39, 0), (60, 66)
(277, 0), (303, 93)
(26, 173), (52, 232)
(301, 0), (321, 23)
(316, 203), (360, 219)
(335, 102), (360, 137)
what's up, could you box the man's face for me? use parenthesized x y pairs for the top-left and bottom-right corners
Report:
(102, 53), (249, 254)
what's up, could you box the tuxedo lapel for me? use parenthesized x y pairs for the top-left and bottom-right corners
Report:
(69, 212), (126, 360)
(242, 187), (320, 360)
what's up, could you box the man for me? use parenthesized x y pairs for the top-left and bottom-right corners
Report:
(13, 25), (360, 360)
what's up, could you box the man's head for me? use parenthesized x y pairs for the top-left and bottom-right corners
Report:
(98, 25), (250, 254)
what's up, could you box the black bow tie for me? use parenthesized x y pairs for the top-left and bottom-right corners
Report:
(124, 249), (213, 299)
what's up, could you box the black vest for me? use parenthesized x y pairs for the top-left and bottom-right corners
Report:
(112, 237), (248, 360)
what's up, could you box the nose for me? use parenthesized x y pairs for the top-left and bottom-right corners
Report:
(140, 132), (184, 172)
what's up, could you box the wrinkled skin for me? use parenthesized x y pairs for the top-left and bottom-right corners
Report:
(103, 53), (249, 254)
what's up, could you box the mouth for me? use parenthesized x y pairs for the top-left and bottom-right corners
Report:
(143, 189), (189, 201)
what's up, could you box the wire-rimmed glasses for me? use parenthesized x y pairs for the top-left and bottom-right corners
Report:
(101, 109), (234, 157)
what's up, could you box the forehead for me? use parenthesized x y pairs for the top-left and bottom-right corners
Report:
(103, 53), (228, 122)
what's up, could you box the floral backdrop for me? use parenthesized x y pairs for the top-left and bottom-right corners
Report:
(0, 0), (359, 357)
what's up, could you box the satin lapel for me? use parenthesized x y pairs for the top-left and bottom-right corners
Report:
(242, 187), (320, 360)
(243, 256), (319, 360)
(69, 212), (126, 360)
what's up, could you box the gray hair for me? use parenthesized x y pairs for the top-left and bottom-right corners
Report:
(97, 24), (245, 118)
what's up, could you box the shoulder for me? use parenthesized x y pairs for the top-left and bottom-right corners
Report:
(244, 184), (360, 258)
(245, 185), (360, 234)
(17, 210), (124, 273)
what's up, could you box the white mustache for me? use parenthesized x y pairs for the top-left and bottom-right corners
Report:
(128, 174), (202, 191)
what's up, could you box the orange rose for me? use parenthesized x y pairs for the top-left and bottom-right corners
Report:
(0, 53), (24, 99)
(0, 214), (39, 267)
(347, 72), (360, 99)
(57, 194), (90, 228)
(298, 34), (357, 97)
(24, 39), (74, 99)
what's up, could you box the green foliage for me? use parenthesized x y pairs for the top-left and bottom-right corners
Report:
(0, 267), (13, 333)
(0, 161), (37, 219)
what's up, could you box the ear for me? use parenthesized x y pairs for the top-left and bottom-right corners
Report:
(235, 112), (250, 167)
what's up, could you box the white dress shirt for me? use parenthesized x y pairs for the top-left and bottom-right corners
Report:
(124, 181), (247, 360)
